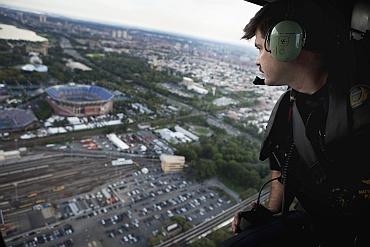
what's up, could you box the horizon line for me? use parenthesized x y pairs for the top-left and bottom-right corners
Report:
(0, 3), (254, 49)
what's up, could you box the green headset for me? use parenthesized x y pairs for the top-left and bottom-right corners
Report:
(265, 20), (306, 62)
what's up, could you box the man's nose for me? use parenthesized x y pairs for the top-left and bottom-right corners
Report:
(255, 55), (260, 66)
(256, 58), (260, 67)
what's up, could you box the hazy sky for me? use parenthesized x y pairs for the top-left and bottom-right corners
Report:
(0, 0), (261, 45)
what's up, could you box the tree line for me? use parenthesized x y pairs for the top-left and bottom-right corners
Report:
(175, 134), (269, 199)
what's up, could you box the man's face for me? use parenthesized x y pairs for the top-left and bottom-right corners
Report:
(254, 29), (289, 86)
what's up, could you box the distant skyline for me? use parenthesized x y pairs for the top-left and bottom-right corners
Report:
(0, 0), (261, 46)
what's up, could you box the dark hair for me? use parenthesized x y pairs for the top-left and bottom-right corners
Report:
(242, 1), (286, 40)
(242, 0), (335, 54)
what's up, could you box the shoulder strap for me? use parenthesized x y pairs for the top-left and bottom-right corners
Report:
(292, 102), (318, 168)
(292, 101), (327, 184)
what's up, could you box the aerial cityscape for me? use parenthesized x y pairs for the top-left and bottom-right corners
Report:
(0, 4), (286, 247)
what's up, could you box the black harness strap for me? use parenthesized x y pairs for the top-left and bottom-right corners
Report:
(292, 102), (318, 168)
(292, 101), (326, 184)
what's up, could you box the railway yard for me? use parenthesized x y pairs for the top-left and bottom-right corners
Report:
(0, 136), (237, 247)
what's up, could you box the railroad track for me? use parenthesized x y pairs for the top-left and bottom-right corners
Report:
(0, 153), (137, 214)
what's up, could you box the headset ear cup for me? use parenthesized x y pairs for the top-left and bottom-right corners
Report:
(265, 26), (273, 52)
(269, 20), (305, 62)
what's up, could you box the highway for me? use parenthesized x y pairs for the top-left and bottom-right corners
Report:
(155, 189), (270, 247)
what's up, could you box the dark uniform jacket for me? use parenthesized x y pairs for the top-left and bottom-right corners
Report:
(259, 80), (370, 223)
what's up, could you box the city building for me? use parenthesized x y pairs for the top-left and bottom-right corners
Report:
(25, 40), (48, 56)
(39, 15), (47, 23)
(160, 154), (185, 173)
(181, 77), (208, 95)
(107, 133), (129, 151)
(21, 64), (48, 72)
(0, 150), (21, 161)
(174, 125), (199, 141)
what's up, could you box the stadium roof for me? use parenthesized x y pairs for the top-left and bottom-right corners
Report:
(0, 108), (38, 131)
(46, 84), (114, 104)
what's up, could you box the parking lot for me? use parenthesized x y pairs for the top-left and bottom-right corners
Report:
(8, 165), (234, 247)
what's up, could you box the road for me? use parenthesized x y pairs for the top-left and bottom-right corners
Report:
(155, 189), (270, 247)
